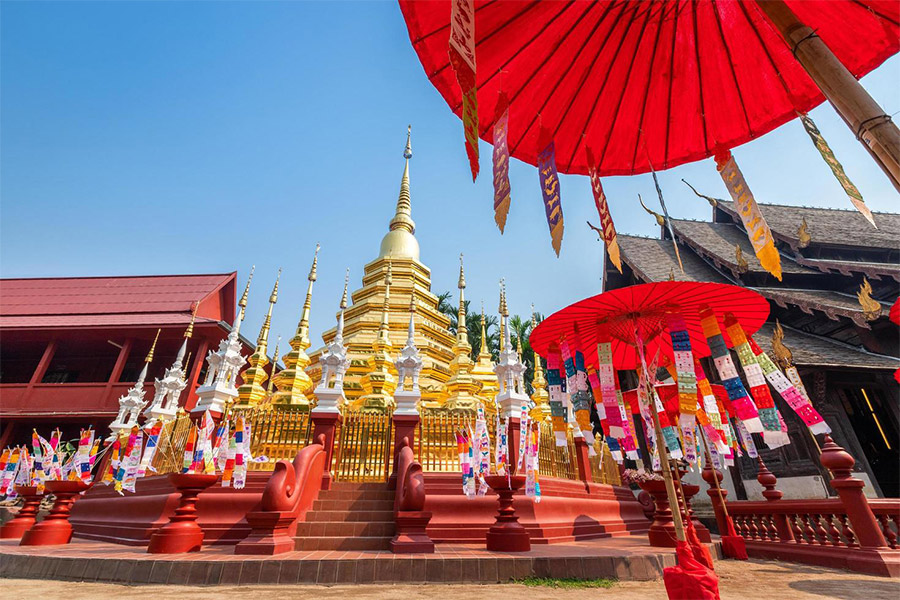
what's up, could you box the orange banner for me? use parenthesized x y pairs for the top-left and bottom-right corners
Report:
(587, 147), (622, 273)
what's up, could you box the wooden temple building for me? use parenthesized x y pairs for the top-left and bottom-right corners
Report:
(605, 199), (900, 499)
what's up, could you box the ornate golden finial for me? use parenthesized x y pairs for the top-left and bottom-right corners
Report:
(404, 124), (412, 159)
(682, 179), (722, 208)
(389, 126), (415, 235)
(409, 293), (416, 314)
(668, 267), (675, 281)
(184, 301), (199, 339)
(181, 352), (192, 382)
(340, 268), (350, 310)
(499, 279), (508, 317)
(458, 253), (466, 290)
(308, 243), (320, 282)
(797, 217), (811, 248)
(239, 266), (255, 314)
(145, 328), (161, 363)
(296, 245), (319, 346)
(858, 277), (882, 321)
(735, 244), (749, 273)
(257, 269), (281, 346)
(531, 303), (537, 330)
(269, 268), (281, 304)
(638, 194), (665, 227)
(771, 320), (793, 370)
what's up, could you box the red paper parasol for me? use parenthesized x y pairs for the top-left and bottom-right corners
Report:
(530, 281), (768, 369)
(400, 0), (899, 176)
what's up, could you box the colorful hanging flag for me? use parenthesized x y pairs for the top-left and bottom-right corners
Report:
(546, 352), (568, 446)
(596, 340), (623, 439)
(465, 425), (477, 497)
(524, 423), (541, 502)
(586, 147), (622, 273)
(182, 425), (198, 474)
(448, 0), (479, 181)
(694, 359), (728, 454)
(715, 149), (782, 280)
(668, 314), (698, 465)
(492, 90), (511, 232)
(475, 406), (490, 496)
(76, 429), (95, 484)
(222, 427), (237, 488)
(494, 415), (509, 476)
(724, 313), (781, 443)
(799, 113), (876, 227)
(699, 306), (763, 433)
(748, 338), (831, 435)
(537, 127), (564, 256)
(233, 416), (248, 490)
(103, 438), (121, 485)
(560, 338), (592, 446)
(122, 428), (144, 493)
(199, 410), (216, 474)
(138, 420), (163, 478)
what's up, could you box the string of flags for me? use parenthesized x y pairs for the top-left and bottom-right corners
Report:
(0, 428), (99, 498)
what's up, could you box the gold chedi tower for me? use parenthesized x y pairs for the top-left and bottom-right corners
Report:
(237, 270), (280, 408)
(272, 245), (319, 408)
(529, 307), (550, 421)
(470, 303), (499, 414)
(308, 127), (455, 410)
(442, 255), (482, 413)
(357, 262), (398, 411)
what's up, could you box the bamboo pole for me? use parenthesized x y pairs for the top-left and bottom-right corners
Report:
(650, 382), (687, 542)
(698, 424), (731, 521)
(755, 0), (900, 192)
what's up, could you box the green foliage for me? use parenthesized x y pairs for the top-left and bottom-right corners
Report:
(516, 576), (617, 589)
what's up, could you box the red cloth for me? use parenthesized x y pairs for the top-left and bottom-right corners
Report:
(664, 541), (721, 600)
(400, 0), (898, 177)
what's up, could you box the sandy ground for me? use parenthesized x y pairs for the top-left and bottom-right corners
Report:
(3, 558), (897, 599)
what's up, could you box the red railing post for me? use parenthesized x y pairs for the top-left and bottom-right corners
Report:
(702, 464), (729, 536)
(757, 457), (794, 543)
(819, 435), (888, 550)
(573, 435), (592, 483)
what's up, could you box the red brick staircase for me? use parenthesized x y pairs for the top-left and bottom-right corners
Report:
(293, 482), (396, 551)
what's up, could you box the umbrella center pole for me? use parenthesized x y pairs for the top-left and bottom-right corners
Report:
(698, 425), (730, 520)
(754, 0), (900, 192)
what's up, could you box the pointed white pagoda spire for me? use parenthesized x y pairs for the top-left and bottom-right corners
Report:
(110, 329), (159, 439)
(145, 303), (198, 422)
(494, 279), (528, 419)
(394, 294), (424, 416)
(312, 269), (351, 414)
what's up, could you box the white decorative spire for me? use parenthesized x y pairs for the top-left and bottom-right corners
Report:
(145, 304), (198, 422)
(110, 329), (159, 438)
(494, 280), (528, 419)
(394, 294), (423, 415)
(312, 268), (352, 414)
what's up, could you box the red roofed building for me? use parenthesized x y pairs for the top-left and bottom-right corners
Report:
(0, 273), (251, 447)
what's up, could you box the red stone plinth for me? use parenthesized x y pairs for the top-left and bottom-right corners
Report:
(0, 486), (43, 540)
(681, 482), (712, 543)
(639, 479), (678, 548)
(390, 511), (435, 554)
(484, 474), (531, 552)
(147, 473), (218, 554)
(20, 480), (90, 546)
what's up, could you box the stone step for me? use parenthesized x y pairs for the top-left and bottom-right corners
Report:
(305, 509), (395, 523)
(327, 482), (391, 492)
(312, 498), (395, 512)
(295, 520), (395, 538)
(293, 535), (391, 551)
(317, 490), (396, 502)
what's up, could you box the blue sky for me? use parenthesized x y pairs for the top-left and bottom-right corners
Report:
(2, 1), (898, 347)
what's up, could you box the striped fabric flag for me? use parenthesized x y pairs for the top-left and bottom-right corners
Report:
(586, 147), (622, 273)
(537, 127), (564, 256)
(668, 314), (698, 465)
(182, 425), (198, 474)
(694, 359), (728, 454)
(138, 420), (163, 478)
(799, 113), (876, 227)
(448, 0), (479, 181)
(596, 341), (623, 439)
(546, 352), (568, 447)
(492, 91), (512, 232)
(715, 149), (782, 281)
(103, 438), (121, 485)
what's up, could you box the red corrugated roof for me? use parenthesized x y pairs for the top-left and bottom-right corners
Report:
(0, 273), (235, 328)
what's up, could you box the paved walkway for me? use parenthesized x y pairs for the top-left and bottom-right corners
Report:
(2, 559), (897, 599)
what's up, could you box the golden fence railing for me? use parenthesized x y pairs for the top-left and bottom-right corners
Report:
(589, 438), (622, 486)
(333, 410), (393, 482)
(239, 406), (312, 472)
(537, 421), (578, 480)
(150, 412), (193, 475)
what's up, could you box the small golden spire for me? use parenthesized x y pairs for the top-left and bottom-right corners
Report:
(266, 337), (281, 396)
(257, 269), (281, 347)
(477, 301), (491, 360)
(499, 279), (508, 317)
(181, 352), (192, 382)
(184, 301), (199, 339)
(239, 266), (255, 318)
(858, 277), (882, 321)
(340, 268), (350, 310)
(682, 179), (721, 208)
(457, 254), (468, 340)
(145, 329), (161, 363)
(296, 244), (319, 346)
(771, 320), (793, 370)
(797, 217), (811, 248)
(389, 126), (415, 235)
(639, 194), (665, 227)
(735, 244), (749, 273)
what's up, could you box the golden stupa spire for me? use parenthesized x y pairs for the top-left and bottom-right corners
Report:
(272, 248), (319, 408)
(237, 269), (280, 407)
(456, 254), (468, 343)
(336, 268), (349, 345)
(479, 302), (489, 357)
(135, 328), (161, 387)
(498, 279), (508, 352)
(379, 126), (419, 260)
(377, 261), (393, 345)
(442, 254), (479, 413)
(529, 306), (550, 421)
(266, 336), (281, 399)
(360, 261), (398, 412)
(233, 266), (255, 337)
(471, 299), (498, 415)
(174, 302), (198, 369)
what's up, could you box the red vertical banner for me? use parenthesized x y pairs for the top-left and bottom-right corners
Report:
(492, 91), (511, 233)
(448, 0), (479, 181)
(586, 147), (621, 273)
(537, 127), (564, 256)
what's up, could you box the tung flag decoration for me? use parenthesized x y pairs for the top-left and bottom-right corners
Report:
(448, 0), (479, 181)
(715, 149), (782, 280)
(586, 147), (621, 273)
(799, 113), (876, 228)
(492, 91), (512, 232)
(537, 127), (564, 256)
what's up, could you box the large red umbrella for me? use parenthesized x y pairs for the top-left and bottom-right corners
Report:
(400, 0), (899, 176)
(529, 281), (768, 369)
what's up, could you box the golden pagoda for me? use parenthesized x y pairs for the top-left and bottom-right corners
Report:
(357, 263), (398, 411)
(237, 270), (280, 408)
(470, 302), (499, 414)
(529, 307), (550, 422)
(307, 127), (455, 410)
(271, 245), (319, 408)
(441, 255), (482, 413)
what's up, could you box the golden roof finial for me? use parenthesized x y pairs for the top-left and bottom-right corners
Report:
(296, 245), (319, 347)
(858, 277), (882, 321)
(181, 352), (192, 382)
(771, 320), (794, 370)
(478, 301), (490, 360)
(234, 266), (255, 335)
(340, 268), (350, 310)
(682, 179), (721, 209)
(389, 125), (415, 235)
(184, 301), (199, 339)
(638, 194), (665, 227)
(735, 244), (749, 273)
(308, 243), (319, 282)
(257, 269), (281, 347)
(458, 253), (466, 290)
(499, 278), (508, 317)
(797, 217), (811, 248)
(668, 267), (675, 281)
(145, 328), (161, 363)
